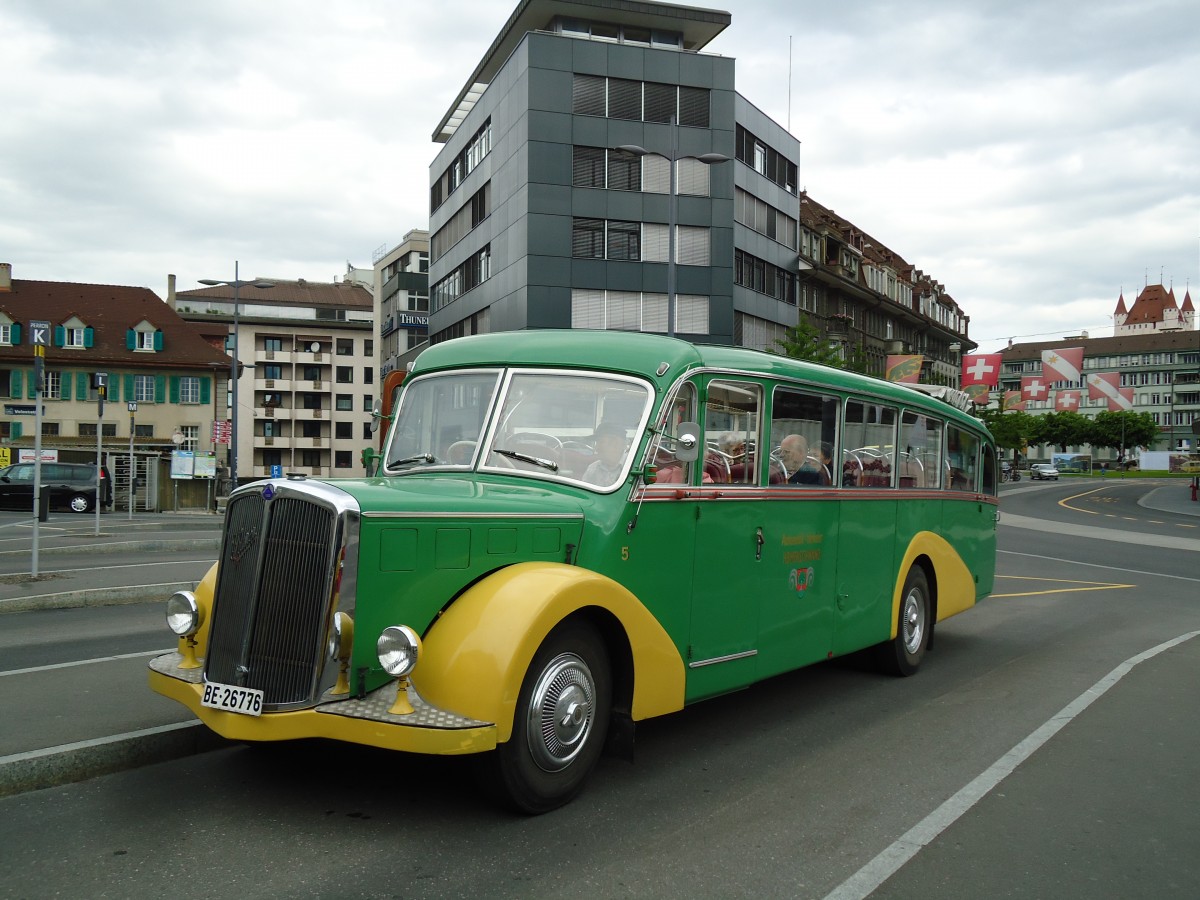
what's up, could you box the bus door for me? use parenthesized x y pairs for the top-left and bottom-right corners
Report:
(942, 425), (998, 600)
(832, 400), (899, 655)
(686, 378), (768, 700)
(751, 385), (842, 680)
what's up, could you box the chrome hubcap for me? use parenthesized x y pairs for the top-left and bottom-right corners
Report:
(902, 589), (924, 655)
(526, 652), (595, 772)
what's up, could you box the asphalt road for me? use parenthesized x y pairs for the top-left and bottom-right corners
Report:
(1, 483), (1198, 899)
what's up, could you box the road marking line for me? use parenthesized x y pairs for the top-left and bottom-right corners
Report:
(0, 721), (201, 767)
(823, 630), (1200, 900)
(1, 649), (170, 677)
(998, 549), (1200, 583)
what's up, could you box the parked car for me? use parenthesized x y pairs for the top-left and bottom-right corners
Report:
(0, 462), (113, 512)
(1030, 464), (1060, 481)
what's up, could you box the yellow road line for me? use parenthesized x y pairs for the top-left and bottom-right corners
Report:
(991, 574), (1133, 598)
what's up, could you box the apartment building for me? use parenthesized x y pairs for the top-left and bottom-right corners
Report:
(173, 275), (375, 483)
(0, 263), (229, 453)
(999, 286), (1200, 455)
(373, 229), (430, 378)
(425, 0), (973, 374)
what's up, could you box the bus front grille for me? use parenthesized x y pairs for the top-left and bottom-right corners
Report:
(205, 491), (341, 708)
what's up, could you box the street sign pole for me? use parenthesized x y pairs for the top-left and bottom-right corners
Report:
(128, 402), (137, 521)
(94, 373), (107, 536)
(30, 319), (50, 577)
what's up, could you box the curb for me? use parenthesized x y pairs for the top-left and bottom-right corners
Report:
(0, 722), (232, 798)
(0, 582), (196, 613)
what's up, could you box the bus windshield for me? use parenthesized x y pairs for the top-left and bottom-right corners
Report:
(384, 368), (653, 490)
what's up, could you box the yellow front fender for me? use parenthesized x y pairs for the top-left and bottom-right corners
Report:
(411, 562), (686, 743)
(891, 530), (977, 638)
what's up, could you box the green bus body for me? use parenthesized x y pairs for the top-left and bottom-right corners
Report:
(150, 330), (997, 811)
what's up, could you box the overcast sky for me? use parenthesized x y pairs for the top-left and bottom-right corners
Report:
(3, 0), (1197, 353)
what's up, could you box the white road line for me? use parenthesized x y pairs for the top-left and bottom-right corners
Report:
(0, 721), (200, 767)
(823, 630), (1200, 900)
(11, 560), (213, 575)
(998, 548), (1200, 583)
(1, 649), (171, 677)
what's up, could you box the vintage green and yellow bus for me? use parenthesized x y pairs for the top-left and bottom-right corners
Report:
(149, 331), (997, 812)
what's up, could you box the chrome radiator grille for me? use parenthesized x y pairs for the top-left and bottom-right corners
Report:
(205, 491), (341, 708)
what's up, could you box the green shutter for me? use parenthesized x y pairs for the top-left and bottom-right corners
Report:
(27, 369), (37, 399)
(77, 372), (89, 398)
(9, 423), (20, 440)
(84, 327), (94, 348)
(124, 373), (135, 401)
(154, 375), (166, 403)
(200, 377), (211, 405)
(9, 370), (20, 397)
(54, 325), (65, 347)
(61, 372), (73, 400)
(110, 375), (121, 402)
(8, 324), (18, 345)
(126, 330), (136, 350)
(154, 331), (164, 351)
(169, 376), (180, 404)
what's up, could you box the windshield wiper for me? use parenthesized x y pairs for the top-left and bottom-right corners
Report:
(392, 453), (436, 467)
(493, 448), (559, 472)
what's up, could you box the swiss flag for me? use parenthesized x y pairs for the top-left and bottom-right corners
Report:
(1042, 347), (1084, 384)
(961, 353), (1002, 388)
(1021, 376), (1050, 402)
(1055, 390), (1082, 410)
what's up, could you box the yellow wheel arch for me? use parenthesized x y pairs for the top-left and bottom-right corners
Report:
(890, 531), (977, 639)
(176, 561), (219, 658)
(411, 562), (686, 744)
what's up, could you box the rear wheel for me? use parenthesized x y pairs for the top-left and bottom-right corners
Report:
(481, 620), (611, 814)
(69, 493), (92, 513)
(878, 566), (930, 676)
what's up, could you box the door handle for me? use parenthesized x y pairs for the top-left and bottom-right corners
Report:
(755, 527), (764, 561)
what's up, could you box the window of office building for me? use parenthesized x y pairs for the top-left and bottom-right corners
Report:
(335, 421), (352, 440)
(336, 394), (353, 411)
(337, 338), (354, 356)
(336, 366), (353, 383)
(335, 450), (352, 469)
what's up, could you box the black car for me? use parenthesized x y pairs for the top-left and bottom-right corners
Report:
(0, 462), (113, 513)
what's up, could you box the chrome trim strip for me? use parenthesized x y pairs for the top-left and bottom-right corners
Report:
(688, 649), (758, 669)
(361, 511), (585, 520)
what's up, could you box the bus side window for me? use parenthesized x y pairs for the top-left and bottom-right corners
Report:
(899, 411), (942, 489)
(770, 387), (838, 487)
(843, 401), (897, 488)
(705, 380), (762, 484)
(651, 382), (699, 484)
(946, 424), (980, 491)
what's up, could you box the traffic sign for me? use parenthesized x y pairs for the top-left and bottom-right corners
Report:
(30, 320), (50, 346)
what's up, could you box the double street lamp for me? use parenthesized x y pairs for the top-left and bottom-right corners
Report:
(199, 263), (272, 488)
(617, 115), (730, 338)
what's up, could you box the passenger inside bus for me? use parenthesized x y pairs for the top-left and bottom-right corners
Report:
(780, 434), (821, 485)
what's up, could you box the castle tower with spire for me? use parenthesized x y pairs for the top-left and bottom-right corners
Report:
(1113, 284), (1195, 336)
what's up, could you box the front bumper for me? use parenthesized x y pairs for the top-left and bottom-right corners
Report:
(148, 652), (496, 755)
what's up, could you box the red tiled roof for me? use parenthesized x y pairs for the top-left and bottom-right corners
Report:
(176, 278), (371, 310)
(0, 279), (229, 371)
(1124, 284), (1177, 325)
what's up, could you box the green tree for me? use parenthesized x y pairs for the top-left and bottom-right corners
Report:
(772, 316), (844, 367)
(979, 408), (1037, 461)
(1089, 410), (1160, 455)
(1036, 410), (1091, 452)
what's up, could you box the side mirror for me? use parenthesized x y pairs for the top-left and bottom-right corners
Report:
(675, 422), (701, 462)
(370, 398), (385, 434)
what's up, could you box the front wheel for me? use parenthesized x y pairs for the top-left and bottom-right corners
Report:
(480, 620), (611, 814)
(877, 566), (930, 677)
(69, 493), (92, 513)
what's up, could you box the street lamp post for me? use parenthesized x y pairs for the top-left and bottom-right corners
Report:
(617, 115), (729, 338)
(199, 263), (272, 488)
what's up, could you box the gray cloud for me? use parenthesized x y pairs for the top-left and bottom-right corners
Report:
(2, 0), (1196, 350)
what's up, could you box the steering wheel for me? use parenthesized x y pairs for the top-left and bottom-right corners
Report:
(510, 432), (563, 451)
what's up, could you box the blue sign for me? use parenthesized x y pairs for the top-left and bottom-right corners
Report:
(270, 465), (283, 478)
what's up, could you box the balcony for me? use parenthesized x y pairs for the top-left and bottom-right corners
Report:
(256, 348), (293, 365)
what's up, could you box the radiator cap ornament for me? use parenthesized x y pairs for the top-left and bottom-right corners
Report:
(262, 484), (275, 501)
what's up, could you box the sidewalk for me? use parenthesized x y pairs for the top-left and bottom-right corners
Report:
(1138, 481), (1200, 517)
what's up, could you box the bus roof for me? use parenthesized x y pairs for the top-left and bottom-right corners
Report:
(412, 331), (988, 432)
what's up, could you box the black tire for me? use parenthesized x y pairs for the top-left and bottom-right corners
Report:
(481, 620), (611, 814)
(878, 566), (930, 677)
(69, 493), (91, 513)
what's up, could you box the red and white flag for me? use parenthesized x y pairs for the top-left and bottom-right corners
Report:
(1020, 376), (1051, 403)
(1086, 372), (1133, 410)
(961, 353), (1001, 388)
(1003, 391), (1026, 411)
(1055, 390), (1082, 411)
(1042, 346), (1083, 384)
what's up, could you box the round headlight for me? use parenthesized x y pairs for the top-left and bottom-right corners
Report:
(328, 612), (354, 659)
(377, 625), (422, 677)
(166, 591), (201, 637)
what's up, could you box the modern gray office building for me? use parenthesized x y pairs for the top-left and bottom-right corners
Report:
(427, 0), (972, 373)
